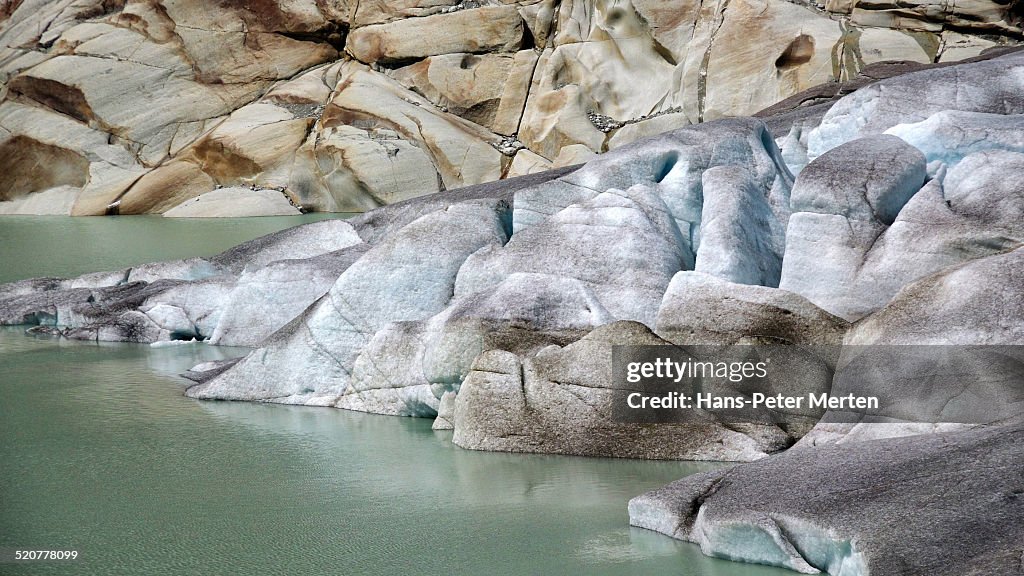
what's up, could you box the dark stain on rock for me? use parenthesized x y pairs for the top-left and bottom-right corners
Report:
(8, 76), (96, 125)
(461, 98), (501, 127)
(217, 0), (306, 33)
(320, 103), (384, 131)
(0, 136), (89, 201)
(189, 138), (262, 181)
(1, 0), (25, 20)
(776, 34), (816, 70)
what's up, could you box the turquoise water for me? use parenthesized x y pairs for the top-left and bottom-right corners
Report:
(0, 215), (352, 283)
(0, 217), (794, 576)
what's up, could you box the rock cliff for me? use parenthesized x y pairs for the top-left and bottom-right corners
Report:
(1, 0), (1021, 215)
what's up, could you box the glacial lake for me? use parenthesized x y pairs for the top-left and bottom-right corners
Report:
(0, 216), (793, 575)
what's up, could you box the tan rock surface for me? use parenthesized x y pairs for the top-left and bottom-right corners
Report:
(345, 6), (524, 64)
(163, 187), (300, 218)
(0, 0), (1018, 215)
(390, 53), (515, 128)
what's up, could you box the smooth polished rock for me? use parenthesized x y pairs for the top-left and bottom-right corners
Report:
(163, 188), (301, 218)
(346, 6), (524, 64)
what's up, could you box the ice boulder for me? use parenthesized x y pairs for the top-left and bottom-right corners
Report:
(336, 273), (611, 416)
(452, 321), (793, 461)
(630, 423), (1024, 576)
(779, 135), (927, 319)
(656, 271), (849, 346)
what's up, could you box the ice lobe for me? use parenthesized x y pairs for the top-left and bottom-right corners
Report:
(696, 166), (784, 287)
(186, 202), (509, 406)
(209, 245), (370, 347)
(630, 423), (1024, 576)
(460, 188), (688, 328)
(511, 118), (793, 265)
(885, 111), (1024, 170)
(338, 272), (607, 416)
(806, 50), (1024, 160)
(781, 124), (1024, 322)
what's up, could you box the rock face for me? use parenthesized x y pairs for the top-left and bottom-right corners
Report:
(1, 0), (1020, 215)
(629, 422), (1024, 576)
(345, 6), (524, 64)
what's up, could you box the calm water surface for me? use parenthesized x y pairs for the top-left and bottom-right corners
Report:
(0, 217), (792, 576)
(0, 215), (353, 283)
